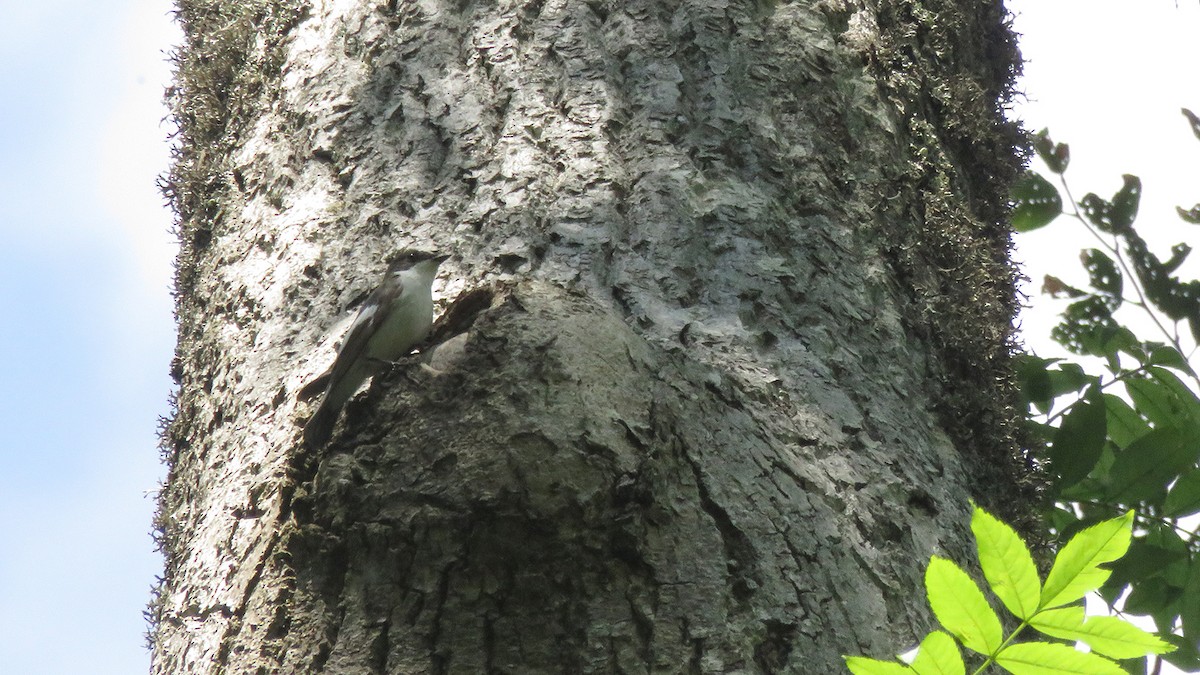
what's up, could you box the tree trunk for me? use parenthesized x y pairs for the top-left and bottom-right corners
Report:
(153, 0), (1026, 672)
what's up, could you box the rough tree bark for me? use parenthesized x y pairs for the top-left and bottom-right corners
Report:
(153, 0), (1027, 672)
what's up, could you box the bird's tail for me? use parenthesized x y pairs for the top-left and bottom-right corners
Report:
(303, 400), (337, 449)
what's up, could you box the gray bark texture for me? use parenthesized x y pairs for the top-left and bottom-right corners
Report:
(154, 0), (1027, 672)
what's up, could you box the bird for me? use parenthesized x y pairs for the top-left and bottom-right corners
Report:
(302, 250), (450, 448)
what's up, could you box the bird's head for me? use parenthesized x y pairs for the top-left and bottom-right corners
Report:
(386, 249), (451, 276)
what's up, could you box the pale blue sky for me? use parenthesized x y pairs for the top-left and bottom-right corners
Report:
(0, 0), (177, 672)
(0, 1), (1193, 673)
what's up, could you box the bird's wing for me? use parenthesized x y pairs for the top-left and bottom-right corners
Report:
(297, 369), (331, 400)
(322, 276), (405, 392)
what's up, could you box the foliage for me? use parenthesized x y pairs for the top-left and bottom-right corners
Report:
(844, 507), (1171, 674)
(1012, 116), (1200, 673)
(847, 111), (1200, 674)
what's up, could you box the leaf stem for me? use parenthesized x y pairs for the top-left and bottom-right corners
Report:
(970, 621), (1031, 675)
(1056, 175), (1200, 389)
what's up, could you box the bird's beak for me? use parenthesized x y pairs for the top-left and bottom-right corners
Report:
(435, 253), (451, 264)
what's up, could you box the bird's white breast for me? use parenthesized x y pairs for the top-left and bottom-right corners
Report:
(365, 269), (435, 361)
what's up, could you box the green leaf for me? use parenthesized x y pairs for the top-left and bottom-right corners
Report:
(1107, 427), (1199, 504)
(1145, 343), (1192, 372)
(1122, 577), (1174, 620)
(1052, 512), (1105, 546)
(1121, 232), (1200, 340)
(1177, 204), (1200, 224)
(1046, 363), (1092, 398)
(1072, 445), (1117, 494)
(1105, 531), (1189, 594)
(1163, 632), (1200, 673)
(1163, 243), (1192, 274)
(925, 556), (1003, 654)
(1124, 366), (1200, 428)
(1032, 129), (1070, 174)
(993, 641), (1126, 675)
(845, 656), (914, 674)
(1164, 469), (1200, 518)
(1110, 175), (1142, 231)
(1124, 378), (1178, 428)
(1012, 172), (1063, 232)
(1028, 604), (1086, 637)
(1081, 249), (1122, 306)
(1102, 394), (1149, 449)
(909, 631), (964, 675)
(1041, 511), (1133, 609)
(1015, 355), (1056, 412)
(1149, 366), (1200, 420)
(1096, 573), (1124, 608)
(1076, 615), (1174, 659)
(1183, 561), (1200, 644)
(1049, 385), (1107, 488)
(1015, 357), (1096, 415)
(1051, 302), (1132, 363)
(1047, 506), (1080, 537)
(972, 507), (1041, 620)
(1029, 606), (1172, 659)
(1078, 177), (1140, 236)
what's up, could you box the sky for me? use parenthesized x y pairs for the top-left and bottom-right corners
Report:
(0, 0), (178, 672)
(0, 1), (1194, 673)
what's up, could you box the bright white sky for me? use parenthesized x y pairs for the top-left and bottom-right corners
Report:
(0, 1), (1194, 673)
